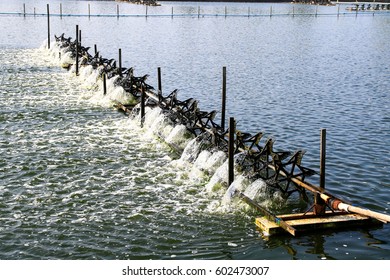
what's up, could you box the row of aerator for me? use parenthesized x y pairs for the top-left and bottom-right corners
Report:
(54, 31), (317, 201)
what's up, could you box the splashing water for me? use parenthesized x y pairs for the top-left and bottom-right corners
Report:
(243, 179), (268, 200)
(205, 159), (229, 193)
(217, 175), (252, 212)
(165, 124), (193, 150)
(194, 150), (227, 176)
(40, 40), (280, 216)
(179, 137), (205, 164)
(2, 3), (389, 260)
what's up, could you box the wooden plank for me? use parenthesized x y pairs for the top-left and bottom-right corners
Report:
(255, 212), (382, 236)
(238, 191), (296, 236)
(256, 217), (282, 236)
(275, 211), (347, 221)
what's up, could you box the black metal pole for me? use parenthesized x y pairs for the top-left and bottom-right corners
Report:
(221, 66), (226, 131)
(47, 4), (50, 49)
(314, 128), (326, 215)
(157, 67), (162, 94)
(228, 117), (235, 186)
(141, 85), (146, 127)
(320, 128), (326, 189)
(119, 48), (122, 77)
(75, 25), (79, 76)
(103, 73), (107, 95)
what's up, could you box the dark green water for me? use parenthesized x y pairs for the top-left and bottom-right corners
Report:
(0, 1), (389, 259)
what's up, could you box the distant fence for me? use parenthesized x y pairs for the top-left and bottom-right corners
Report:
(1, 2), (390, 19)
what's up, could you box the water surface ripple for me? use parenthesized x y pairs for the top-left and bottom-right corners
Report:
(0, 1), (389, 260)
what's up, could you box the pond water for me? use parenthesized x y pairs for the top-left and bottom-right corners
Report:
(0, 0), (389, 260)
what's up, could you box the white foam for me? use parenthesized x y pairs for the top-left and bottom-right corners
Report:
(166, 124), (193, 151)
(42, 40), (282, 216)
(148, 111), (175, 140)
(206, 175), (250, 213)
(179, 137), (203, 163)
(243, 179), (268, 200)
(202, 150), (227, 175)
(205, 159), (228, 193)
(194, 150), (212, 168)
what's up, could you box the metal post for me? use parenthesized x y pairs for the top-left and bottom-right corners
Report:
(320, 128), (326, 189)
(79, 30), (82, 44)
(141, 85), (146, 127)
(119, 48), (122, 77)
(171, 7), (173, 18)
(23, 3), (26, 17)
(75, 25), (79, 76)
(314, 128), (326, 215)
(221, 66), (227, 131)
(117, 4), (119, 18)
(103, 73), (107, 95)
(94, 44), (97, 55)
(88, 3), (90, 19)
(198, 6), (200, 18)
(47, 4), (50, 49)
(60, 3), (62, 19)
(157, 67), (162, 94)
(146, 6), (148, 18)
(228, 117), (235, 186)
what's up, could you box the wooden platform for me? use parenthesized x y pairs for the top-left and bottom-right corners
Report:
(255, 211), (382, 236)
